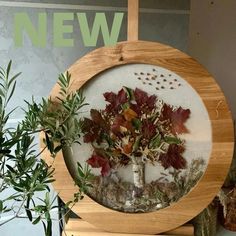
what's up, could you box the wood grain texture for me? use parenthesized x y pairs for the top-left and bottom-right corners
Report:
(128, 0), (139, 41)
(42, 41), (234, 235)
(62, 219), (194, 236)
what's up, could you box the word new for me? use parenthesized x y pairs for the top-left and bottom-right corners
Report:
(14, 12), (124, 47)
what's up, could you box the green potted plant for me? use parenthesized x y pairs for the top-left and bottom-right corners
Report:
(0, 61), (92, 236)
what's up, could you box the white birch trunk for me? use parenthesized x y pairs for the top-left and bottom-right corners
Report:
(132, 161), (145, 189)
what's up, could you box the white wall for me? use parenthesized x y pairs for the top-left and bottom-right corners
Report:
(188, 0), (236, 123)
(189, 1), (236, 235)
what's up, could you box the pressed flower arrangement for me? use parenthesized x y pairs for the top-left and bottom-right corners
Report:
(80, 85), (209, 212)
(83, 87), (191, 175)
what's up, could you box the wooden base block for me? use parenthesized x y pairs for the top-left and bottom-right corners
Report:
(63, 219), (194, 236)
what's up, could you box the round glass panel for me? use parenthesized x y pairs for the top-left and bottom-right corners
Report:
(64, 63), (212, 213)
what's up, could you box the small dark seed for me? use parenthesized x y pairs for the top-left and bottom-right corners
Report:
(170, 87), (174, 90)
(157, 81), (160, 84)
(161, 86), (165, 89)
(151, 77), (156, 80)
(178, 83), (181, 86)
(156, 87), (159, 90)
(169, 74), (172, 77)
(138, 77), (141, 80)
(169, 82), (173, 85)
(143, 82), (146, 84)
(145, 78), (149, 81)
(148, 83), (152, 85)
(147, 73), (150, 76)
(160, 74), (164, 77)
(140, 72), (144, 75)
(163, 79), (167, 82)
(174, 79), (178, 82)
(134, 72), (138, 75)
(153, 69), (156, 72)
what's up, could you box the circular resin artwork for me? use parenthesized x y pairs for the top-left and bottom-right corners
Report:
(64, 63), (212, 213)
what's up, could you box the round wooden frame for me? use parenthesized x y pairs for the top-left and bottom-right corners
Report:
(42, 41), (234, 234)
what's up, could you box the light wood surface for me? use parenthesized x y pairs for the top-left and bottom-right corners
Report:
(42, 41), (234, 235)
(62, 219), (194, 236)
(128, 0), (139, 41)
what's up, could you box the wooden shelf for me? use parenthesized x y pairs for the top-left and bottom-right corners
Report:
(63, 219), (194, 236)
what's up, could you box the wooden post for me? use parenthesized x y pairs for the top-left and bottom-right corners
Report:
(128, 0), (139, 41)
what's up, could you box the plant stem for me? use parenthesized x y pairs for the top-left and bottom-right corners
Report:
(35, 146), (47, 159)
(0, 215), (16, 226)
(0, 195), (27, 226)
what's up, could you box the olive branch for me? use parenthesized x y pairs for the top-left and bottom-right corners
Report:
(0, 61), (92, 236)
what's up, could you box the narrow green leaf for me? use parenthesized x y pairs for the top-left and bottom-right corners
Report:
(0, 200), (3, 212)
(0, 89), (4, 97)
(164, 136), (182, 145)
(42, 221), (47, 235)
(132, 135), (142, 152)
(123, 86), (134, 100)
(8, 72), (21, 87)
(43, 179), (55, 184)
(45, 133), (54, 154)
(6, 164), (16, 173)
(7, 81), (17, 104)
(25, 208), (33, 222)
(13, 186), (24, 192)
(32, 216), (41, 225)
(132, 118), (141, 130)
(150, 134), (162, 148)
(54, 145), (62, 153)
(26, 196), (31, 209)
(6, 60), (12, 79)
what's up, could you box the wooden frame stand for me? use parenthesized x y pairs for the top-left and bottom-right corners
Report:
(42, 40), (234, 235)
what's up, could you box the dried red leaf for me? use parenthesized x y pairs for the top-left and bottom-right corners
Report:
(148, 95), (157, 110)
(134, 88), (157, 113)
(82, 118), (94, 133)
(83, 133), (96, 143)
(87, 155), (111, 177)
(82, 110), (109, 143)
(130, 103), (142, 116)
(104, 88), (128, 114)
(103, 91), (116, 104)
(90, 109), (103, 124)
(159, 144), (186, 170)
(111, 115), (133, 135)
(111, 115), (125, 135)
(134, 88), (149, 105)
(161, 104), (190, 134)
(90, 109), (108, 131)
(82, 118), (102, 143)
(117, 89), (128, 104)
(142, 120), (157, 139)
